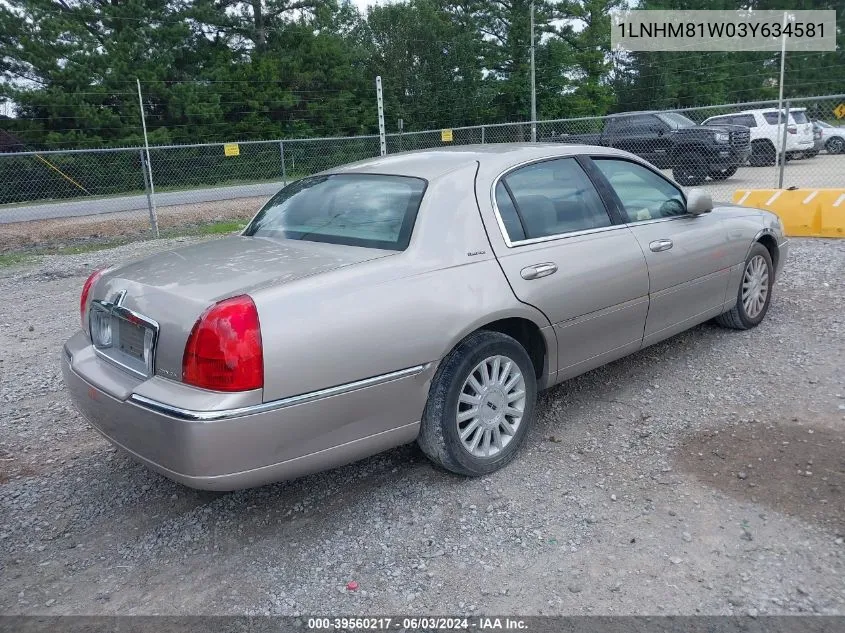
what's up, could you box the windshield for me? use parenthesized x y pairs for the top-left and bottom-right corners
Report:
(244, 174), (427, 251)
(656, 112), (696, 128)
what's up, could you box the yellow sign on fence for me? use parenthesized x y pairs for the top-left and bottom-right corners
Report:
(224, 143), (240, 157)
(834, 103), (845, 119)
(441, 129), (453, 142)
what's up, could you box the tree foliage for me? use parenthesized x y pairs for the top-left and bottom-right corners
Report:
(0, 0), (841, 149)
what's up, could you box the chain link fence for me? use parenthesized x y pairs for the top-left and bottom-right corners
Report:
(1, 94), (843, 248)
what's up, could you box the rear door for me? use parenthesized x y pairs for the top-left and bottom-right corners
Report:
(477, 156), (650, 380)
(588, 157), (731, 346)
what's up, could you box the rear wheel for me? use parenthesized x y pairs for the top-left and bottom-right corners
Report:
(417, 330), (538, 476)
(715, 243), (773, 330)
(673, 153), (708, 186)
(826, 137), (845, 154)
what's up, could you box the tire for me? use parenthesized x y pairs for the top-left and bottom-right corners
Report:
(749, 140), (776, 167)
(710, 165), (738, 181)
(417, 330), (538, 476)
(826, 136), (845, 155)
(715, 243), (774, 330)
(673, 153), (708, 186)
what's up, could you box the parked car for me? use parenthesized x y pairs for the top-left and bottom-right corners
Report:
(703, 108), (815, 166)
(544, 111), (751, 186)
(814, 120), (845, 154)
(64, 145), (788, 490)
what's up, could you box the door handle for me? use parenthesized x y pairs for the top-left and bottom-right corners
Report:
(520, 262), (558, 280)
(649, 239), (673, 252)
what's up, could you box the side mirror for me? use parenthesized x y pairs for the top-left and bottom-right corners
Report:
(686, 188), (713, 215)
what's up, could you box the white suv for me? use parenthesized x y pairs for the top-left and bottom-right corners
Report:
(703, 108), (815, 166)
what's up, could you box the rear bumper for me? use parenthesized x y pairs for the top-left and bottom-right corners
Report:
(787, 139), (814, 153)
(62, 332), (431, 490)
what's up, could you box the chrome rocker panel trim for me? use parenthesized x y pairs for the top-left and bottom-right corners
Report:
(129, 364), (430, 422)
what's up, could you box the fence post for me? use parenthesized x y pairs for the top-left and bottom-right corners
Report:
(279, 140), (287, 187)
(139, 149), (155, 226)
(481, 125), (486, 144)
(136, 79), (159, 237)
(778, 100), (790, 189)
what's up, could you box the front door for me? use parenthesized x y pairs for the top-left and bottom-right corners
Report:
(589, 157), (732, 346)
(477, 156), (650, 380)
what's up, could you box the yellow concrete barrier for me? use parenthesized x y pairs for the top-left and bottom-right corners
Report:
(732, 188), (845, 238)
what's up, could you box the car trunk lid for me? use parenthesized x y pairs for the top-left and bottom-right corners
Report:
(93, 236), (394, 382)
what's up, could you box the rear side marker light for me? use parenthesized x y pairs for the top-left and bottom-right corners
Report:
(80, 268), (107, 329)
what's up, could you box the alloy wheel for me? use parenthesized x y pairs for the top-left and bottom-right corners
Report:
(456, 355), (526, 458)
(742, 254), (769, 319)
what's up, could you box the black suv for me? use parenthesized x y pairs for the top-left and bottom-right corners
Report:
(547, 111), (751, 186)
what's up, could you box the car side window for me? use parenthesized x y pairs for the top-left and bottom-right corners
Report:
(498, 158), (611, 241)
(763, 112), (782, 125)
(495, 181), (526, 242)
(593, 158), (686, 222)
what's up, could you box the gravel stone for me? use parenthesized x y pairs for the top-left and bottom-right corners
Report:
(0, 237), (844, 615)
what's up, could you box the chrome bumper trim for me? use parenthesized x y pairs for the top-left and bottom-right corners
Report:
(128, 364), (430, 422)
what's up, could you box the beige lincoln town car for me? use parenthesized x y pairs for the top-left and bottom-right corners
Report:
(63, 144), (787, 490)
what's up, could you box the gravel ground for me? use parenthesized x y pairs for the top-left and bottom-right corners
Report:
(0, 237), (843, 616)
(0, 200), (260, 252)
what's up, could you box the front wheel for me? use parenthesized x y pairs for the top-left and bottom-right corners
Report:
(715, 243), (774, 330)
(749, 140), (776, 167)
(417, 330), (538, 476)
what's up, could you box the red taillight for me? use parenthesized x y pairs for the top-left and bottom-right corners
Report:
(80, 268), (106, 328)
(182, 295), (263, 392)
(787, 125), (797, 135)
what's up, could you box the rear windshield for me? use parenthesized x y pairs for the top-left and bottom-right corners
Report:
(792, 111), (809, 124)
(244, 174), (427, 251)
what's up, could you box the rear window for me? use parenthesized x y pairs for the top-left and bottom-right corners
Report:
(244, 174), (426, 251)
(792, 111), (808, 124)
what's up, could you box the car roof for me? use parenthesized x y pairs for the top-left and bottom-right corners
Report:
(729, 107), (806, 115)
(327, 143), (631, 180)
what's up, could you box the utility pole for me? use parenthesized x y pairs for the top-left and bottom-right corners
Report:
(376, 76), (387, 156)
(530, 0), (537, 142)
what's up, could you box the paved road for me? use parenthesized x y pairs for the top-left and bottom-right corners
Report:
(1, 153), (842, 224)
(0, 180), (286, 224)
